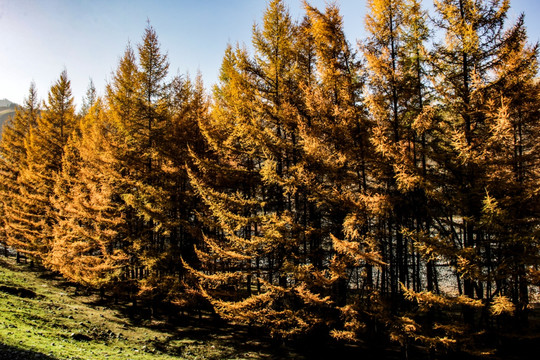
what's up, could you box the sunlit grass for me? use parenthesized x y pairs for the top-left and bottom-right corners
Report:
(0, 257), (275, 360)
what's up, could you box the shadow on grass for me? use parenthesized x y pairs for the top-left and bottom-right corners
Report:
(64, 278), (409, 360)
(0, 257), (17, 271)
(8, 255), (533, 360)
(109, 301), (404, 360)
(0, 253), (400, 359)
(0, 343), (57, 360)
(80, 293), (380, 359)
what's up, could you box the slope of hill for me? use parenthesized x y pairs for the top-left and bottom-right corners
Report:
(0, 99), (18, 132)
(0, 255), (310, 360)
(0, 99), (16, 108)
(4, 253), (538, 360)
(0, 108), (16, 130)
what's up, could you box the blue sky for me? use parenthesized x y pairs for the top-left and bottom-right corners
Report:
(1, 0), (538, 107)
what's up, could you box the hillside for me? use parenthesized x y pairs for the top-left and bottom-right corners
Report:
(0, 99), (16, 108)
(2, 254), (539, 360)
(0, 108), (15, 130)
(0, 254), (351, 360)
(0, 255), (268, 359)
(0, 99), (18, 132)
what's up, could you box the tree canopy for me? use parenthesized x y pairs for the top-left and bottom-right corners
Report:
(0, 0), (538, 356)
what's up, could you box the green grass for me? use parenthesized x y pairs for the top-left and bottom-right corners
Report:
(11, 251), (539, 360)
(0, 256), (288, 360)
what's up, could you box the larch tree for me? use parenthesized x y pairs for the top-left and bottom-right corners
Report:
(396, 0), (436, 296)
(47, 99), (129, 293)
(0, 82), (40, 256)
(122, 23), (172, 300)
(80, 78), (97, 117)
(104, 41), (147, 299)
(189, 0), (334, 338)
(103, 26), (208, 306)
(298, 1), (385, 341)
(363, 0), (433, 304)
(477, 13), (540, 324)
(382, 0), (538, 350)
(423, 0), (513, 327)
(6, 71), (76, 261)
(0, 1), (535, 353)
(158, 73), (209, 291)
(133, 69), (209, 306)
(393, 2), (539, 349)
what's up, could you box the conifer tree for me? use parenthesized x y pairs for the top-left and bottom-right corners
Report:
(298, 1), (385, 341)
(80, 78), (97, 117)
(103, 26), (208, 305)
(121, 24), (183, 302)
(48, 99), (129, 290)
(135, 70), (209, 304)
(477, 13), (540, 324)
(0, 1), (535, 351)
(189, 0), (382, 340)
(399, 0), (435, 295)
(104, 42), (147, 296)
(392, 3), (539, 347)
(0, 83), (40, 254)
(189, 0), (333, 338)
(363, 0), (403, 302)
(132, 22), (170, 265)
(425, 0), (512, 325)
(161, 72), (208, 267)
(4, 71), (75, 260)
(363, 0), (434, 303)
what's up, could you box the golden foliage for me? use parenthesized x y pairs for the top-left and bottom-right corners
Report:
(490, 295), (515, 316)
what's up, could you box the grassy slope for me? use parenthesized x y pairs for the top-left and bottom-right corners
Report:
(0, 256), (293, 360)
(3, 253), (538, 360)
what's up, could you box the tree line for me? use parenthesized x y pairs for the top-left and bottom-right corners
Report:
(1, 0), (539, 353)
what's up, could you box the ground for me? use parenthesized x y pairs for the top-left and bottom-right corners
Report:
(2, 254), (539, 360)
(0, 255), (292, 360)
(0, 255), (394, 360)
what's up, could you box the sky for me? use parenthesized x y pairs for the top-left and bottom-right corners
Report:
(1, 0), (539, 108)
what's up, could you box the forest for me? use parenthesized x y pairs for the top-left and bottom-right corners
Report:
(0, 0), (539, 357)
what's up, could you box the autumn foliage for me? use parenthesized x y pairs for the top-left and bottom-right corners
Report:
(0, 0), (538, 355)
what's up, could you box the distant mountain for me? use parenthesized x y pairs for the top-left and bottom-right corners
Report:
(0, 98), (17, 109)
(0, 99), (19, 134)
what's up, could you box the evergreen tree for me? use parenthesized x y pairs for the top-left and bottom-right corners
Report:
(189, 0), (328, 338)
(80, 78), (97, 117)
(48, 99), (129, 290)
(426, 0), (511, 325)
(3, 71), (75, 260)
(0, 82), (40, 255)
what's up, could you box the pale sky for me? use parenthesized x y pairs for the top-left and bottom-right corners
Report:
(1, 0), (538, 107)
